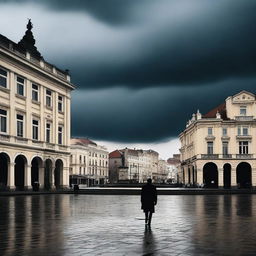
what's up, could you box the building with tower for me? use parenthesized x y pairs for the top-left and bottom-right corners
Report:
(0, 20), (75, 190)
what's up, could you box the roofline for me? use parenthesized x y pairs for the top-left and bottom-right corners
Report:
(0, 35), (75, 90)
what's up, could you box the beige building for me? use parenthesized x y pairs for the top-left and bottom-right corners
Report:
(179, 90), (256, 188)
(109, 148), (161, 183)
(70, 138), (109, 186)
(0, 21), (75, 190)
(167, 154), (180, 183)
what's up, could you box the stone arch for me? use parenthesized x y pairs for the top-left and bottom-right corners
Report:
(223, 163), (231, 189)
(0, 152), (10, 189)
(31, 156), (44, 191)
(54, 159), (63, 189)
(203, 162), (218, 188)
(236, 162), (251, 188)
(14, 154), (27, 191)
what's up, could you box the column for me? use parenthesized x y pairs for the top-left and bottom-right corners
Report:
(24, 164), (32, 190)
(218, 168), (223, 188)
(39, 166), (45, 189)
(7, 162), (15, 190)
(231, 167), (237, 189)
(197, 168), (203, 186)
(61, 167), (70, 190)
(50, 164), (56, 190)
(251, 168), (256, 189)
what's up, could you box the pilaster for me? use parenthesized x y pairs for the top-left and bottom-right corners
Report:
(7, 162), (15, 190)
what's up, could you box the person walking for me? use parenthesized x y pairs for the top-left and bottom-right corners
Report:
(141, 178), (157, 227)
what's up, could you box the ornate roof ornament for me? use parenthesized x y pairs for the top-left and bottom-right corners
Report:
(18, 19), (42, 59)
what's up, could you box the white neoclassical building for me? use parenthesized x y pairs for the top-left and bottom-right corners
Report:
(179, 90), (256, 189)
(70, 138), (109, 186)
(0, 21), (75, 190)
(109, 148), (162, 183)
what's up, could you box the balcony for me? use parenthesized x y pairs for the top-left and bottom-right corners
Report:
(235, 116), (254, 121)
(236, 135), (252, 140)
(205, 135), (215, 141)
(201, 154), (219, 159)
(236, 154), (253, 159)
(0, 134), (10, 142)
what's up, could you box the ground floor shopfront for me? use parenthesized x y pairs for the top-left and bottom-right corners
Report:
(181, 159), (256, 189)
(0, 147), (70, 191)
(69, 175), (107, 187)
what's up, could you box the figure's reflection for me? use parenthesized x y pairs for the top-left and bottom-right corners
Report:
(143, 225), (155, 255)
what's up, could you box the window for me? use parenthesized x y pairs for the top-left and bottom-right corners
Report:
(238, 126), (248, 136)
(84, 156), (86, 164)
(58, 95), (63, 112)
(80, 155), (82, 163)
(0, 68), (7, 88)
(17, 114), (24, 137)
(240, 106), (247, 116)
(208, 127), (213, 135)
(207, 142), (213, 154)
(58, 126), (63, 144)
(46, 89), (52, 107)
(17, 76), (25, 96)
(0, 109), (7, 133)
(79, 167), (82, 175)
(32, 119), (39, 140)
(46, 122), (51, 143)
(222, 142), (228, 155)
(239, 141), (248, 154)
(222, 128), (227, 136)
(32, 84), (39, 101)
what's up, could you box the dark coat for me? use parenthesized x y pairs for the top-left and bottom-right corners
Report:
(141, 183), (157, 213)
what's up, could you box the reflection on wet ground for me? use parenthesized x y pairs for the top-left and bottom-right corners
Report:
(1, 194), (256, 255)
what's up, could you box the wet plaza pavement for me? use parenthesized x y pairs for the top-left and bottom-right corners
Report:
(1, 194), (256, 255)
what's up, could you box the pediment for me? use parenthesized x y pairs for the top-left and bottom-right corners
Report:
(232, 90), (255, 103)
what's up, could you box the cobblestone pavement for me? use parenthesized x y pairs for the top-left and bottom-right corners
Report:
(1, 194), (256, 255)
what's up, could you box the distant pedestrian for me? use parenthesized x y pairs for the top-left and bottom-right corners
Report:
(141, 178), (157, 227)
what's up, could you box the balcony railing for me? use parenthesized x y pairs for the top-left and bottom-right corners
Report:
(201, 154), (219, 159)
(236, 154), (253, 159)
(235, 116), (253, 121)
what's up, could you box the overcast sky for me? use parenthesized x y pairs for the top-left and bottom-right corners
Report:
(1, 0), (256, 159)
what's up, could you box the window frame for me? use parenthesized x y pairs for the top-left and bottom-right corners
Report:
(32, 83), (39, 102)
(16, 76), (25, 96)
(32, 119), (39, 140)
(46, 89), (52, 108)
(0, 109), (7, 133)
(0, 67), (8, 88)
(16, 114), (24, 137)
(207, 141), (213, 155)
(46, 122), (51, 143)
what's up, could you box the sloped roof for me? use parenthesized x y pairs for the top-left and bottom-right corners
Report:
(109, 150), (122, 158)
(71, 138), (97, 146)
(203, 102), (228, 120)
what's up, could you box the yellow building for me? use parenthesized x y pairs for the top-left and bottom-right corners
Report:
(0, 21), (75, 190)
(179, 90), (256, 189)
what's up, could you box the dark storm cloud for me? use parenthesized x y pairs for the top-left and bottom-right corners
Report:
(71, 78), (256, 142)
(2, 0), (256, 89)
(1, 0), (256, 143)
(51, 0), (256, 89)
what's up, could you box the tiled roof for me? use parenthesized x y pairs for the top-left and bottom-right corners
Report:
(202, 102), (228, 120)
(109, 150), (122, 158)
(71, 138), (97, 146)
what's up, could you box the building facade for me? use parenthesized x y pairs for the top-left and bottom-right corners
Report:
(70, 138), (109, 186)
(0, 21), (75, 190)
(109, 148), (165, 183)
(179, 91), (256, 188)
(167, 154), (180, 183)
